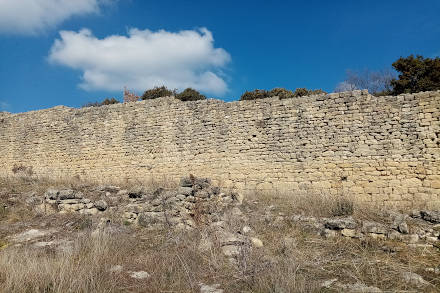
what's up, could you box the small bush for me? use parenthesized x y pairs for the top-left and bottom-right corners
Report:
(331, 197), (354, 216)
(11, 164), (33, 177)
(82, 98), (119, 108)
(175, 88), (206, 101)
(268, 88), (295, 99)
(240, 89), (269, 100)
(141, 86), (176, 100)
(293, 88), (327, 97)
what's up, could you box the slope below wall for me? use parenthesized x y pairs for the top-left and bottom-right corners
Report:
(0, 90), (439, 208)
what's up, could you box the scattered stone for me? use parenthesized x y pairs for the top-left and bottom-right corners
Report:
(321, 229), (338, 239)
(361, 221), (388, 234)
(94, 200), (108, 211)
(59, 189), (79, 200)
(242, 226), (252, 234)
(407, 243), (433, 249)
(109, 265), (123, 273)
(324, 217), (357, 230)
(403, 234), (419, 244)
(392, 214), (409, 234)
(200, 283), (224, 293)
(177, 186), (193, 196)
(420, 211), (440, 224)
(180, 177), (193, 187)
(425, 267), (440, 274)
(341, 228), (358, 238)
(33, 241), (54, 248)
(96, 185), (120, 193)
(35, 203), (57, 215)
(130, 271), (150, 280)
(250, 237), (263, 248)
(221, 245), (240, 257)
(337, 282), (382, 292)
(128, 187), (144, 199)
(402, 272), (430, 287)
(12, 229), (54, 242)
(409, 210), (421, 218)
(321, 278), (338, 288)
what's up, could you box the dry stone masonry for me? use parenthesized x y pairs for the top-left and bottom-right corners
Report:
(0, 90), (439, 207)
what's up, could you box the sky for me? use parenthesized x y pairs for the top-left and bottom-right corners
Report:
(0, 0), (439, 113)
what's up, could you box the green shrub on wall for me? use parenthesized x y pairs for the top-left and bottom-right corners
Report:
(268, 88), (295, 99)
(175, 88), (206, 101)
(293, 88), (327, 97)
(82, 98), (120, 108)
(240, 87), (327, 100)
(240, 89), (269, 100)
(142, 86), (176, 100)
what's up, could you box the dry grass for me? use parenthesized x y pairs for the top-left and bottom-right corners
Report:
(0, 177), (439, 292)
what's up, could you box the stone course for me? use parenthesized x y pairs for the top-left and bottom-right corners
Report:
(0, 90), (439, 207)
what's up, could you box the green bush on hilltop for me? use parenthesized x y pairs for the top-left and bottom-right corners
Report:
(240, 89), (269, 100)
(175, 88), (206, 101)
(142, 86), (176, 100)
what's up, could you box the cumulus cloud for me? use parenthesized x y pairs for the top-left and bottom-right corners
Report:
(49, 28), (231, 95)
(0, 0), (112, 34)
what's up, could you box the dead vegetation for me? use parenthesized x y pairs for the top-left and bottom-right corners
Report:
(0, 177), (439, 293)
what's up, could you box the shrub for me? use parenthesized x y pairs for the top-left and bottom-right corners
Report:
(240, 89), (269, 101)
(268, 88), (295, 99)
(123, 88), (139, 103)
(175, 88), (206, 101)
(331, 197), (354, 217)
(293, 88), (327, 97)
(142, 86), (176, 100)
(82, 98), (119, 108)
(391, 55), (440, 94)
(11, 164), (33, 176)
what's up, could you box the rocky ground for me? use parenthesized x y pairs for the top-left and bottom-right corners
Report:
(0, 176), (439, 292)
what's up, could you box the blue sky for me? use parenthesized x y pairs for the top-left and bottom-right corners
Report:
(0, 0), (439, 113)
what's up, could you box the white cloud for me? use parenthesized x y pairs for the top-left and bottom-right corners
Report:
(0, 0), (112, 34)
(0, 101), (11, 111)
(49, 28), (231, 95)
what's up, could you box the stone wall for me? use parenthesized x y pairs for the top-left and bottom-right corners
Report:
(0, 90), (439, 207)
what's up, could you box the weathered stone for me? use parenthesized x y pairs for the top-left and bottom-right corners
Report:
(361, 221), (388, 234)
(179, 177), (193, 187)
(59, 189), (77, 200)
(321, 229), (338, 239)
(61, 199), (81, 204)
(200, 283), (224, 293)
(129, 271), (150, 279)
(325, 217), (357, 230)
(250, 237), (263, 248)
(95, 200), (108, 211)
(12, 229), (54, 242)
(403, 234), (420, 244)
(402, 272), (429, 287)
(337, 282), (382, 292)
(421, 210), (440, 223)
(81, 208), (99, 215)
(221, 245), (240, 257)
(109, 265), (123, 273)
(44, 189), (59, 200)
(128, 187), (144, 199)
(341, 228), (357, 238)
(177, 186), (193, 196)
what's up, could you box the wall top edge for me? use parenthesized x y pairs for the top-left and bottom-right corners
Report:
(4, 90), (440, 118)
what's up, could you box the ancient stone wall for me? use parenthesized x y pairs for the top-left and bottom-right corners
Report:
(0, 90), (439, 207)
